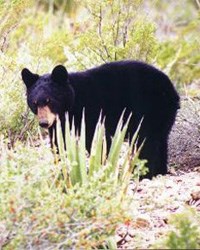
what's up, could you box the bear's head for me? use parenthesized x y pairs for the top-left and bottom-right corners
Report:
(21, 65), (74, 129)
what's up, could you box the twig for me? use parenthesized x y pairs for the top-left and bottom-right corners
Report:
(97, 5), (111, 60)
(195, 0), (200, 8)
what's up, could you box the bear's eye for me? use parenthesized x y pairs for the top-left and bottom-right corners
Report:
(46, 98), (50, 104)
(33, 100), (37, 105)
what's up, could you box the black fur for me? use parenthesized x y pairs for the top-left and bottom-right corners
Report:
(22, 61), (180, 178)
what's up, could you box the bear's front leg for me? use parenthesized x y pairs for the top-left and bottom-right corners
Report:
(48, 123), (58, 149)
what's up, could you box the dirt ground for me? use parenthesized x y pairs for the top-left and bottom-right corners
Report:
(116, 166), (200, 249)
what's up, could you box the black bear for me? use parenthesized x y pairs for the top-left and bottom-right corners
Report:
(21, 61), (180, 178)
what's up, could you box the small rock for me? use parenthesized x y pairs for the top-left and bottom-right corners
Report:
(134, 217), (150, 228)
(191, 190), (200, 201)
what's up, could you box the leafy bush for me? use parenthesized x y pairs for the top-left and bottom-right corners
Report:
(154, 208), (200, 249)
(65, 0), (158, 70)
(157, 33), (200, 85)
(0, 114), (146, 249)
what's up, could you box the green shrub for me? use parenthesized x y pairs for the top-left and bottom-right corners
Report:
(65, 0), (158, 70)
(157, 39), (200, 85)
(0, 62), (36, 144)
(154, 208), (200, 249)
(0, 113), (146, 249)
(55, 112), (147, 189)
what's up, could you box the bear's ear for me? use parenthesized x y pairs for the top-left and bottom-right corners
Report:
(21, 68), (39, 88)
(51, 65), (68, 84)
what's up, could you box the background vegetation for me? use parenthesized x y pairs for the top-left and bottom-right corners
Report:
(0, 0), (199, 248)
(0, 0), (199, 141)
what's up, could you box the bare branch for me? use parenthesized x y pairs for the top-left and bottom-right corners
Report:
(195, 0), (200, 8)
(97, 5), (111, 60)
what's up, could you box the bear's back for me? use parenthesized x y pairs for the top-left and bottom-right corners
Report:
(69, 61), (179, 113)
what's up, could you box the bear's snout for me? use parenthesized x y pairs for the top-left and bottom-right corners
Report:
(37, 106), (56, 128)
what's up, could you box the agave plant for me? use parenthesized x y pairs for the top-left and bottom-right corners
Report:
(55, 111), (147, 194)
(54, 111), (147, 248)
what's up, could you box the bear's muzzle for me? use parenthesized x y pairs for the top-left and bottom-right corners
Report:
(37, 106), (56, 128)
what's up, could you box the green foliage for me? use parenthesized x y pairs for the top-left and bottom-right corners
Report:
(154, 208), (200, 249)
(40, 0), (81, 17)
(56, 112), (147, 191)
(65, 0), (158, 69)
(0, 0), (33, 52)
(0, 1), (199, 248)
(0, 62), (37, 143)
(0, 114), (146, 248)
(157, 23), (200, 84)
(0, 140), (132, 248)
(0, 0), (199, 140)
